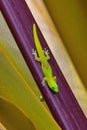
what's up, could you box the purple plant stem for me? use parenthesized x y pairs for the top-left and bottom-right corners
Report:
(0, 0), (87, 130)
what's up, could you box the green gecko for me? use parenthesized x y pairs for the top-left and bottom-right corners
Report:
(32, 24), (58, 93)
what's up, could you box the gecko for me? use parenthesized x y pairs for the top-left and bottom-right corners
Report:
(32, 24), (58, 93)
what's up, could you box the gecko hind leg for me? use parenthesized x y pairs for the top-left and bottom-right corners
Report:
(45, 55), (50, 60)
(32, 49), (41, 62)
(43, 48), (50, 60)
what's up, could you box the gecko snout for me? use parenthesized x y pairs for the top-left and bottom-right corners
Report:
(51, 86), (58, 93)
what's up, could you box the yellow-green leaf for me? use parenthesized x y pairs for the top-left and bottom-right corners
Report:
(0, 97), (36, 130)
(0, 12), (60, 130)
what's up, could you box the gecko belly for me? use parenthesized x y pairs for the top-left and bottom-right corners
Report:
(41, 63), (53, 77)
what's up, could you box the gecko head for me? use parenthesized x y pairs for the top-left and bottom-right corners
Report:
(49, 80), (58, 93)
(51, 84), (58, 93)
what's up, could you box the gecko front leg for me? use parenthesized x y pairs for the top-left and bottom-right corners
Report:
(53, 76), (57, 81)
(41, 77), (47, 86)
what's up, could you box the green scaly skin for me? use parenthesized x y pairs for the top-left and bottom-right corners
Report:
(32, 24), (58, 93)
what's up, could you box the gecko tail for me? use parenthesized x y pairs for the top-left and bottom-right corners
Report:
(33, 23), (44, 57)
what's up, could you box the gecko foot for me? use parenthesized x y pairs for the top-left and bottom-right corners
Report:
(43, 48), (49, 55)
(32, 48), (37, 56)
(41, 81), (46, 86)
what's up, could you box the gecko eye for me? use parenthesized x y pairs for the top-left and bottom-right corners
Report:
(52, 87), (55, 90)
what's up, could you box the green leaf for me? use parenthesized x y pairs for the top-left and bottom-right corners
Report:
(0, 97), (36, 130)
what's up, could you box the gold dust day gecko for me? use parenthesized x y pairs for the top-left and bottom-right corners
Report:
(32, 24), (58, 93)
